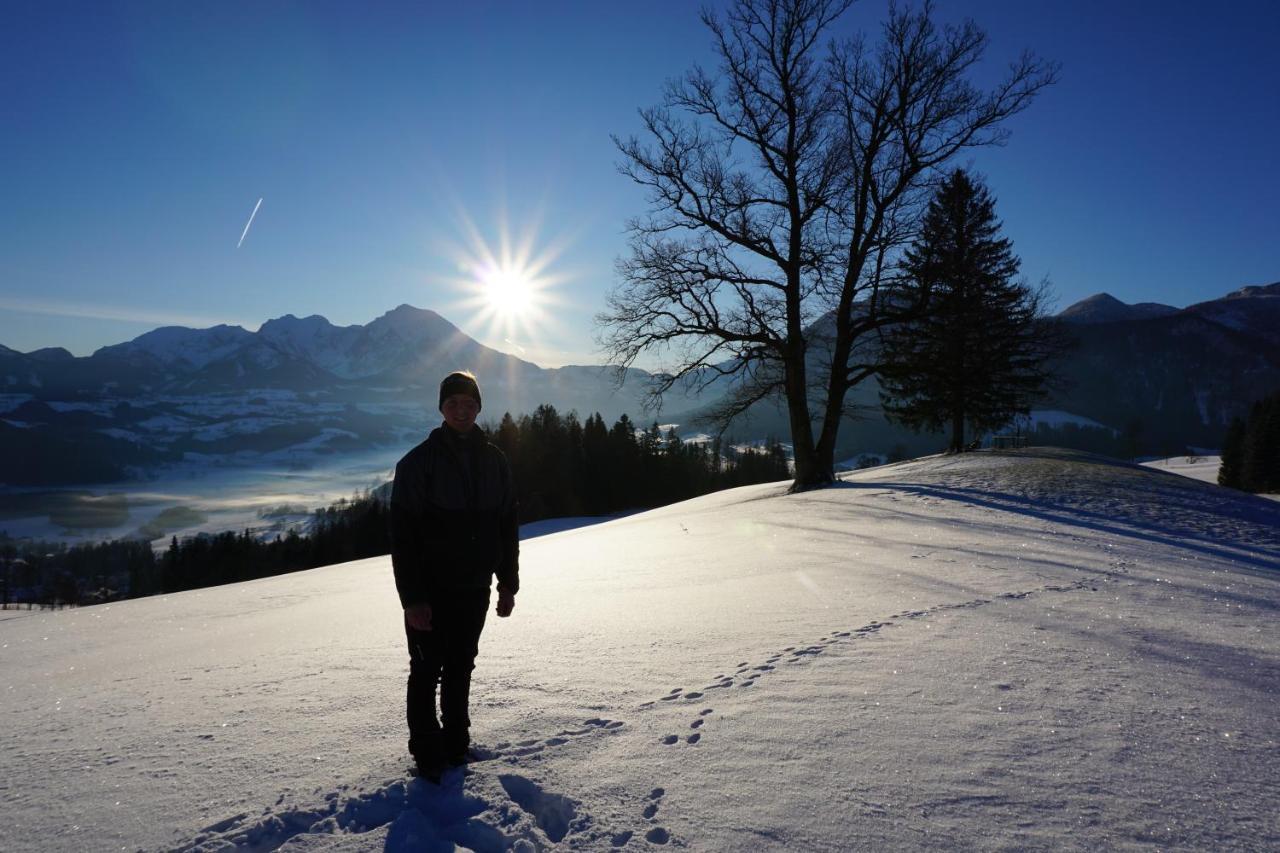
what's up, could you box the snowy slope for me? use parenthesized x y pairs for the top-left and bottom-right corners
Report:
(2, 449), (1279, 851)
(1143, 455), (1225, 485)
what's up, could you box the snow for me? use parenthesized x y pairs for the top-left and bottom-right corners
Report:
(97, 427), (144, 442)
(1144, 455), (1280, 504)
(1024, 410), (1113, 432)
(45, 400), (117, 416)
(137, 414), (199, 432)
(2, 448), (1278, 850)
(101, 325), (256, 369)
(520, 514), (640, 540)
(192, 417), (290, 442)
(1143, 454), (1224, 486)
(0, 393), (34, 413)
(836, 452), (887, 471)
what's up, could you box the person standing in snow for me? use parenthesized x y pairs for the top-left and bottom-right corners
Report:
(390, 370), (519, 772)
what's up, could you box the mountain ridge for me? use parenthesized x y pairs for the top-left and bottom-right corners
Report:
(2, 280), (1277, 486)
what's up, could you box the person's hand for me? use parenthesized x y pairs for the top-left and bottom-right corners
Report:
(405, 604), (433, 631)
(495, 590), (515, 618)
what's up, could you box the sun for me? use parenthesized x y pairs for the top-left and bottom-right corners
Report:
(481, 264), (535, 317)
(435, 205), (573, 365)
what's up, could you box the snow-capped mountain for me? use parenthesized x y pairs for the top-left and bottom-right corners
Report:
(0, 306), (659, 486)
(1183, 281), (1280, 346)
(0, 305), (624, 404)
(1056, 282), (1280, 346)
(95, 323), (258, 370)
(81, 306), (511, 388)
(2, 281), (1277, 488)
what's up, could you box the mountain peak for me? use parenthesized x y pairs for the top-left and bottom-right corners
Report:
(94, 324), (255, 368)
(367, 304), (458, 341)
(1222, 281), (1280, 300)
(1059, 293), (1126, 321)
(26, 347), (75, 363)
(259, 313), (340, 334)
(384, 304), (442, 320)
(1059, 293), (1177, 324)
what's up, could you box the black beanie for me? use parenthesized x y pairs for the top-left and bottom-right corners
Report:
(439, 371), (482, 412)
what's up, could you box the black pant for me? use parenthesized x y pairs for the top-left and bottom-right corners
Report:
(405, 589), (489, 761)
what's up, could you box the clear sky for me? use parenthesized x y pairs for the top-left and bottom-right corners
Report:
(2, 1), (1277, 366)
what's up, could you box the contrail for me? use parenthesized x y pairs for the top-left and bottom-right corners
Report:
(237, 197), (263, 248)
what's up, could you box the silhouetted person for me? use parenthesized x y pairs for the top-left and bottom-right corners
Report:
(390, 370), (519, 773)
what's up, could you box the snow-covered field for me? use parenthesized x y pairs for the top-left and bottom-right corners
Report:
(1142, 454), (1224, 485)
(2, 448), (1278, 851)
(1142, 455), (1279, 504)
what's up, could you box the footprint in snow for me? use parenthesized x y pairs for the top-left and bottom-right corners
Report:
(495, 718), (625, 758)
(643, 787), (665, 819)
(500, 773), (585, 844)
(184, 769), (590, 851)
(646, 826), (671, 844)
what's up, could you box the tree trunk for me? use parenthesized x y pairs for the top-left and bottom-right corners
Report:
(790, 393), (836, 491)
(784, 337), (830, 491)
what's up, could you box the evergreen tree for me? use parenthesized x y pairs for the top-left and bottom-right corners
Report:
(879, 169), (1065, 452)
(1241, 393), (1280, 493)
(1219, 416), (1246, 489)
(581, 413), (610, 513)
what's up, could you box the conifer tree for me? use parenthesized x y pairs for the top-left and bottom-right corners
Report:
(1218, 416), (1246, 489)
(1240, 393), (1280, 493)
(878, 169), (1064, 452)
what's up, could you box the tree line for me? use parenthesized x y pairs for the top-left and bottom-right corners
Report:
(1219, 391), (1280, 493)
(487, 406), (789, 521)
(0, 495), (392, 608)
(0, 408), (789, 608)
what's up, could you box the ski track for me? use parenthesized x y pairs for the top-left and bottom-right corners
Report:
(178, 573), (1111, 852)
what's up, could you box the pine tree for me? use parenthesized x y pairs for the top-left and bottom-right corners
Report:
(1241, 393), (1280, 493)
(1219, 416), (1246, 489)
(879, 169), (1065, 452)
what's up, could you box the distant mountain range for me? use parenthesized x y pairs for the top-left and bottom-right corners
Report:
(2, 282), (1277, 486)
(0, 305), (689, 418)
(0, 306), (670, 486)
(1048, 281), (1280, 451)
(1058, 282), (1280, 348)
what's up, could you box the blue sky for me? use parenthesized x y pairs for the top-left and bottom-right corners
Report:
(2, 1), (1277, 366)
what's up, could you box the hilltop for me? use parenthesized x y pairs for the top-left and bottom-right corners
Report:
(2, 448), (1278, 850)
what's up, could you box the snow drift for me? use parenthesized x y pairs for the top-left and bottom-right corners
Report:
(2, 448), (1278, 851)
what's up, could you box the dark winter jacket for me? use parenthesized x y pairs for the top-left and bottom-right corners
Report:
(390, 424), (519, 608)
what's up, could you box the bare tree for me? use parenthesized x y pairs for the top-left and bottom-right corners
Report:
(600, 0), (1057, 489)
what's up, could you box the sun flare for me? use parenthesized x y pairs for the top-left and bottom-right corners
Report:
(434, 206), (573, 367)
